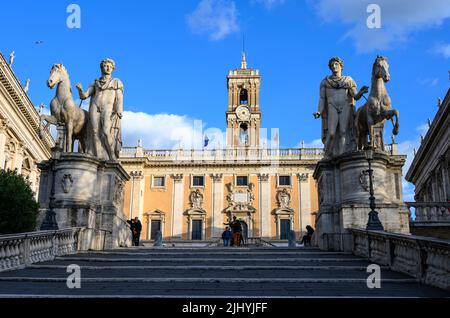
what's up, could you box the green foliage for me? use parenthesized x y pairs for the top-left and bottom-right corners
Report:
(0, 169), (39, 234)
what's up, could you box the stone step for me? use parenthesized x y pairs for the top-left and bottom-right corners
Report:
(0, 267), (407, 279)
(67, 253), (355, 259)
(36, 259), (373, 267)
(0, 280), (447, 297)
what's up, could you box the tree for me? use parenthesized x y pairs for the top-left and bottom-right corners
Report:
(0, 169), (39, 234)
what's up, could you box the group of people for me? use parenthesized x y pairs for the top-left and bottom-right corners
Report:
(221, 216), (245, 247)
(221, 216), (315, 247)
(127, 217), (142, 246)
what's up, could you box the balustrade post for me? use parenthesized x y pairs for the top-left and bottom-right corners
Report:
(23, 235), (31, 266)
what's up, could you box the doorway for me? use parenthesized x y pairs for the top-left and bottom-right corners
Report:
(192, 220), (202, 240)
(150, 220), (161, 240)
(280, 219), (291, 240)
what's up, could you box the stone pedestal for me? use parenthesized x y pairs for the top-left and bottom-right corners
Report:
(313, 150), (410, 252)
(38, 152), (132, 250)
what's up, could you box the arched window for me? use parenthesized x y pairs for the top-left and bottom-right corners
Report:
(240, 89), (248, 105)
(240, 123), (249, 145)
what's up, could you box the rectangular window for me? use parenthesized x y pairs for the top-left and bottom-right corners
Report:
(192, 176), (205, 187)
(153, 176), (165, 187)
(236, 176), (248, 186)
(278, 175), (291, 186)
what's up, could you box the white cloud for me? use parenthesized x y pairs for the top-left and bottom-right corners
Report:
(252, 0), (286, 10)
(418, 78), (439, 87)
(310, 0), (450, 53)
(187, 0), (239, 41)
(433, 42), (450, 58)
(122, 111), (207, 150)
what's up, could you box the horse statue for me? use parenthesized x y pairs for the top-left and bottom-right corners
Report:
(355, 56), (399, 150)
(41, 64), (90, 153)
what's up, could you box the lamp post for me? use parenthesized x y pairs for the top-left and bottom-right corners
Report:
(364, 146), (384, 231)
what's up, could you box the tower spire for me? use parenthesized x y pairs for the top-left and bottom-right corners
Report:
(241, 35), (247, 69)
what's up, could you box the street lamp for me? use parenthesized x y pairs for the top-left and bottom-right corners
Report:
(364, 146), (384, 231)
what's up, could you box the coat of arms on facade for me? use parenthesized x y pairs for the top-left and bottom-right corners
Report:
(276, 188), (291, 209)
(189, 189), (204, 209)
(61, 174), (73, 193)
(359, 170), (370, 192)
(225, 182), (255, 213)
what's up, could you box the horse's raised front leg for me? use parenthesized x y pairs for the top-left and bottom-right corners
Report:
(385, 109), (399, 135)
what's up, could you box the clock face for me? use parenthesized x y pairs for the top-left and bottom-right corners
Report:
(236, 105), (250, 121)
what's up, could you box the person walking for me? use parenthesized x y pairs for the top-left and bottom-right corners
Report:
(221, 227), (232, 247)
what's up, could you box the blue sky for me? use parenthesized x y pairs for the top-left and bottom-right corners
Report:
(1, 0), (449, 199)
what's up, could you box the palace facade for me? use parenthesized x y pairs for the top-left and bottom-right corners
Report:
(406, 88), (450, 240)
(0, 52), (54, 195)
(119, 54), (323, 241)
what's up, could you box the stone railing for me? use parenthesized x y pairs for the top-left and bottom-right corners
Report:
(0, 228), (85, 272)
(350, 229), (450, 291)
(405, 202), (450, 223)
(120, 147), (324, 162)
(246, 237), (277, 247)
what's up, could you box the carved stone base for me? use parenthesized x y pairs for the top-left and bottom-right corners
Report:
(313, 150), (410, 251)
(37, 152), (132, 250)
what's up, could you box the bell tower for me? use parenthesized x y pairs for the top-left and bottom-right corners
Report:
(226, 52), (262, 148)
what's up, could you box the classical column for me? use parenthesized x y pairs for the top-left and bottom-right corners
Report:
(258, 173), (271, 238)
(0, 118), (8, 169)
(171, 174), (184, 239)
(211, 173), (224, 238)
(129, 171), (144, 220)
(298, 173), (311, 236)
(255, 83), (260, 108)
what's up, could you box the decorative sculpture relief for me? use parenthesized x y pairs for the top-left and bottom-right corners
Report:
(114, 177), (124, 205)
(277, 188), (291, 209)
(61, 174), (73, 193)
(189, 189), (203, 209)
(359, 170), (370, 192)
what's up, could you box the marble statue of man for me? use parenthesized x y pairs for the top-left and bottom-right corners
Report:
(9, 51), (15, 66)
(23, 79), (30, 93)
(314, 57), (368, 158)
(76, 58), (123, 160)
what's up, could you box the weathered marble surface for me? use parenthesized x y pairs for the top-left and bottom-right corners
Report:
(351, 229), (450, 291)
(38, 153), (132, 249)
(313, 150), (410, 251)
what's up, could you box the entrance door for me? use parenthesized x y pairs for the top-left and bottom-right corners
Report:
(192, 220), (202, 240)
(150, 220), (161, 240)
(280, 219), (291, 240)
(240, 221), (248, 241)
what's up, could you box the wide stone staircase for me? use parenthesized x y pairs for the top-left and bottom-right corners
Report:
(0, 247), (448, 297)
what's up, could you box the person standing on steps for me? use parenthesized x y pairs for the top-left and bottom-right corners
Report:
(224, 216), (242, 247)
(221, 227), (232, 247)
(127, 216), (142, 246)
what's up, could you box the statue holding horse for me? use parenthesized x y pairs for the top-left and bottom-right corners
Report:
(355, 56), (399, 150)
(40, 64), (90, 153)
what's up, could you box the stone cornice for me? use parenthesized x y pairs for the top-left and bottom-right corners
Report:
(406, 88), (450, 185)
(0, 52), (54, 155)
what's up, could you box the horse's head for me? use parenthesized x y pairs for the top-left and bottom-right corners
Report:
(47, 64), (68, 89)
(373, 55), (390, 82)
